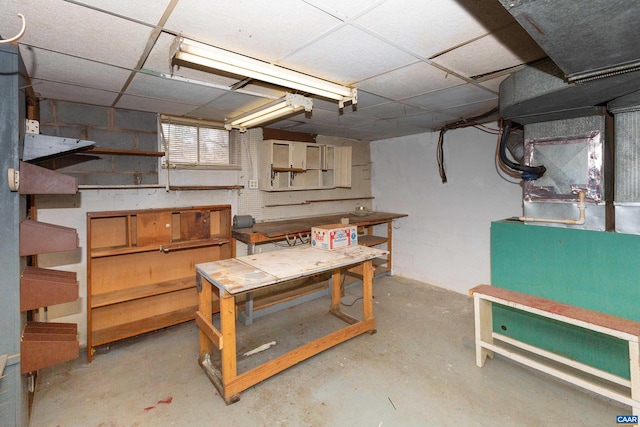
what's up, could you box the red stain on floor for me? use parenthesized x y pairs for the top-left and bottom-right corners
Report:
(143, 396), (173, 411)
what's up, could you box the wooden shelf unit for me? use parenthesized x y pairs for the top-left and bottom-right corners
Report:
(87, 205), (232, 361)
(18, 164), (80, 373)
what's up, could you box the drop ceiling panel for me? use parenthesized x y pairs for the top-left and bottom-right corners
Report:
(441, 99), (500, 121)
(2, 0), (152, 69)
(125, 73), (228, 105)
(403, 84), (496, 111)
(116, 94), (199, 116)
(164, 0), (341, 62)
(358, 62), (466, 100)
(30, 79), (118, 106)
(20, 47), (131, 92)
(354, 0), (500, 58)
(302, 0), (387, 20)
(281, 25), (417, 85)
(346, 102), (427, 120)
(73, 0), (173, 24)
(432, 23), (546, 79)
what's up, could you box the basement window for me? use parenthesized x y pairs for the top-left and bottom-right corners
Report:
(160, 116), (240, 169)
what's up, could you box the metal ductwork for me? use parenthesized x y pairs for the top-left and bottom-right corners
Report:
(498, 1), (640, 125)
(498, 1), (640, 83)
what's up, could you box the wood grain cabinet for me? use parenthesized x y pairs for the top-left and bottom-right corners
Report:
(87, 205), (232, 361)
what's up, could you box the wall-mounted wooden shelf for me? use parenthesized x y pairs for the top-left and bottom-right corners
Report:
(87, 205), (233, 361)
(20, 322), (78, 374)
(19, 220), (78, 256)
(17, 161), (78, 194)
(20, 266), (78, 311)
(17, 162), (81, 375)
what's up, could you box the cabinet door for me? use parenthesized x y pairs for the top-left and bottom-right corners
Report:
(290, 142), (306, 170)
(335, 146), (352, 188)
(135, 212), (173, 247)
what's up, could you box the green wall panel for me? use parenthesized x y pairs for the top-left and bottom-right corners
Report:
(491, 220), (640, 378)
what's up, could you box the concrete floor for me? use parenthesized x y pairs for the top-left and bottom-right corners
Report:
(30, 276), (622, 426)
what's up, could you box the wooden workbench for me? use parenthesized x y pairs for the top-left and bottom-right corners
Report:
(195, 244), (388, 403)
(231, 211), (407, 324)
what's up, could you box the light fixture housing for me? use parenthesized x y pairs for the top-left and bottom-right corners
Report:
(170, 36), (357, 108)
(224, 93), (313, 132)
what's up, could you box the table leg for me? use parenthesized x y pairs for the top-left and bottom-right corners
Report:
(387, 221), (393, 275)
(220, 289), (238, 402)
(239, 243), (256, 326)
(197, 273), (213, 361)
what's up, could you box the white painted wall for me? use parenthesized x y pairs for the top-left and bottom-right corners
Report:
(370, 126), (523, 295)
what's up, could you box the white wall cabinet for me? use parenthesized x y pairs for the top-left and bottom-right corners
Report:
(258, 139), (351, 191)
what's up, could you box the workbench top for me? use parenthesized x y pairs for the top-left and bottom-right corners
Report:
(232, 211), (407, 244)
(195, 244), (388, 294)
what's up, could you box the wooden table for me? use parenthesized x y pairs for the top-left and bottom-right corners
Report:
(232, 211), (407, 324)
(195, 244), (388, 404)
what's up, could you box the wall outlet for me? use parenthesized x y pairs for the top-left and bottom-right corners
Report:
(248, 180), (258, 189)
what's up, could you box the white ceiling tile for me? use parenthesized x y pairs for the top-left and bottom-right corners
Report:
(125, 73), (228, 104)
(347, 102), (426, 119)
(403, 84), (496, 111)
(281, 25), (417, 85)
(358, 62), (466, 100)
(431, 23), (546, 79)
(116, 94), (198, 116)
(3, 0), (153, 69)
(164, 0), (340, 62)
(354, 0), (513, 58)
(477, 75), (510, 93)
(20, 47), (131, 92)
(301, 0), (387, 20)
(31, 79), (118, 106)
(440, 99), (500, 121)
(72, 0), (173, 24)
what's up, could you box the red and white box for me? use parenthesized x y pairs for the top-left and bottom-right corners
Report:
(311, 224), (358, 250)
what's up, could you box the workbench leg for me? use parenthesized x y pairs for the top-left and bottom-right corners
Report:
(362, 260), (376, 334)
(239, 293), (254, 326)
(220, 290), (239, 403)
(197, 273), (213, 361)
(387, 221), (394, 275)
(238, 243), (256, 326)
(331, 269), (342, 313)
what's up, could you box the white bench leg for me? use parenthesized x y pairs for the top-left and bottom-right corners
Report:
(474, 295), (494, 367)
(630, 340), (640, 416)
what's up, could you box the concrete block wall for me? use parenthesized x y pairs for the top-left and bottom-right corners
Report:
(38, 100), (158, 185)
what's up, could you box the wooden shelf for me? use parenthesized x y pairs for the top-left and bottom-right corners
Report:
(20, 266), (78, 311)
(91, 306), (198, 347)
(87, 147), (165, 157)
(87, 205), (232, 362)
(358, 235), (387, 247)
(17, 161), (78, 194)
(90, 237), (230, 258)
(160, 237), (229, 252)
(21, 322), (78, 374)
(20, 219), (78, 256)
(91, 276), (195, 308)
(272, 166), (305, 173)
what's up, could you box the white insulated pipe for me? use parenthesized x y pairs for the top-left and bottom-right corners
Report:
(519, 190), (587, 225)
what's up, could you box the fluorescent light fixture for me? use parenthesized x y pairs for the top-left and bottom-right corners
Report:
(224, 93), (313, 132)
(171, 36), (357, 107)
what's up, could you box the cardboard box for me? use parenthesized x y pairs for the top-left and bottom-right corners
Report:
(311, 224), (358, 250)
